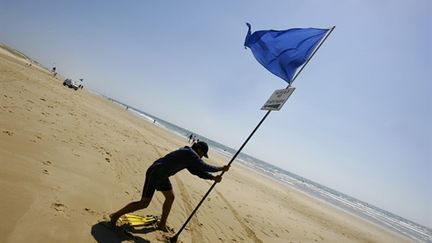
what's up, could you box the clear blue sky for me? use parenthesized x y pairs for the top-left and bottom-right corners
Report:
(1, 0), (431, 228)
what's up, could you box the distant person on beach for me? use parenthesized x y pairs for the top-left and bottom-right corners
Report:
(188, 134), (193, 143)
(109, 141), (229, 232)
(51, 67), (57, 77)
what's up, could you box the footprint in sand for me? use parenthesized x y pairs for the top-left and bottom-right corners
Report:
(84, 207), (97, 215)
(2, 130), (14, 136)
(42, 169), (50, 175)
(38, 119), (48, 124)
(51, 202), (67, 213)
(42, 160), (52, 166)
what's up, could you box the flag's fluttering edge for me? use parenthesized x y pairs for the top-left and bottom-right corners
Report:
(244, 23), (329, 83)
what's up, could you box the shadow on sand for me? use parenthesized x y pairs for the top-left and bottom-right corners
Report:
(91, 222), (154, 243)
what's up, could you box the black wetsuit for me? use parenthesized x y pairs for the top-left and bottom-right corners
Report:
(142, 146), (220, 198)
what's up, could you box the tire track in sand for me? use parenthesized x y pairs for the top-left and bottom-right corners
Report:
(174, 177), (205, 243)
(214, 189), (263, 243)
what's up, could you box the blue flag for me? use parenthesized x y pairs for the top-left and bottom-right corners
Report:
(244, 23), (329, 83)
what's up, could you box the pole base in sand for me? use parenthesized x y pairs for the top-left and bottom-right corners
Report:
(168, 234), (178, 242)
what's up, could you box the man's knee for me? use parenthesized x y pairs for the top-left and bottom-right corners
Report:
(163, 191), (175, 202)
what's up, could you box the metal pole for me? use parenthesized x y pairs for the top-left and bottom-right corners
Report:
(169, 26), (336, 243)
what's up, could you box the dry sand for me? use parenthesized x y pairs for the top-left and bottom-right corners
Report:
(0, 45), (410, 242)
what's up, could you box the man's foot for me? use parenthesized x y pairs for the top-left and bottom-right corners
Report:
(157, 222), (174, 234)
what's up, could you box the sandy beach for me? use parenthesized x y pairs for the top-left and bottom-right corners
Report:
(0, 45), (410, 242)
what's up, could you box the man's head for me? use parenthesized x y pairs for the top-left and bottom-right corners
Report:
(192, 141), (209, 158)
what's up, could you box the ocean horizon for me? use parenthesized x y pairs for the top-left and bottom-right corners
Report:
(108, 96), (432, 243)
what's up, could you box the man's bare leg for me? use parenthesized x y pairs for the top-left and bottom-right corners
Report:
(158, 190), (175, 232)
(110, 197), (151, 225)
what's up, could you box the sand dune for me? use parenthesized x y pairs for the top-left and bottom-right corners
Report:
(0, 45), (409, 242)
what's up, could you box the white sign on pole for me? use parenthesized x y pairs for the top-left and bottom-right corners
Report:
(261, 87), (296, 111)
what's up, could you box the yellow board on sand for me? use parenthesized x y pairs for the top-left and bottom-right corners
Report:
(118, 214), (159, 227)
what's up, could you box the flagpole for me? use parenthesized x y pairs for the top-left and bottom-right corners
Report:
(169, 26), (335, 243)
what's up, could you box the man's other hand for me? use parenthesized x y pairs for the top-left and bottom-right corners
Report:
(213, 175), (222, 183)
(220, 165), (230, 172)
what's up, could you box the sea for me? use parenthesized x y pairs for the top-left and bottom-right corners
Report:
(109, 98), (432, 243)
